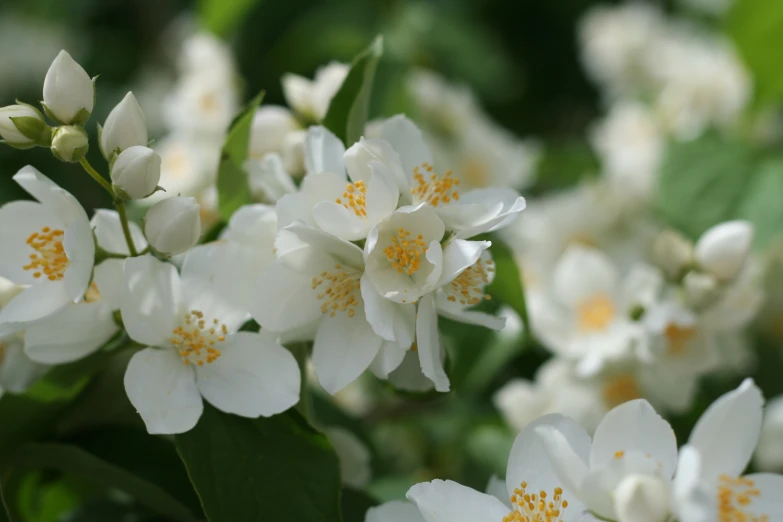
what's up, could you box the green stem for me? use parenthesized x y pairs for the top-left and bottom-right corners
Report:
(79, 157), (113, 194)
(515, 262), (534, 348)
(115, 200), (138, 257)
(290, 343), (312, 421)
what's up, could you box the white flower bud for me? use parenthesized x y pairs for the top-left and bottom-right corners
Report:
(683, 271), (720, 309)
(248, 105), (299, 160)
(42, 50), (94, 125)
(101, 92), (148, 159)
(281, 129), (306, 176)
(615, 474), (671, 522)
(0, 104), (49, 148)
(694, 220), (754, 281)
(653, 229), (693, 278)
(144, 196), (201, 256)
(111, 146), (161, 200)
(50, 125), (89, 163)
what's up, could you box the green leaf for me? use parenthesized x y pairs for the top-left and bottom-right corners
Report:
(217, 92), (264, 222)
(656, 132), (756, 239)
(340, 488), (377, 522)
(199, 0), (263, 36)
(3, 443), (198, 522)
(322, 36), (384, 145)
(726, 0), (783, 105)
(486, 237), (530, 343)
(175, 405), (342, 522)
(736, 158), (783, 248)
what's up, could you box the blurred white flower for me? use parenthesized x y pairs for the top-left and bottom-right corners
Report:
(0, 278), (48, 394)
(282, 62), (349, 122)
(163, 72), (238, 138)
(694, 220), (754, 282)
(754, 395), (783, 472)
(324, 426), (371, 489)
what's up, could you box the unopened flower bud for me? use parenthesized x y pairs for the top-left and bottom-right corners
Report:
(282, 129), (306, 176)
(42, 50), (94, 125)
(0, 104), (51, 149)
(653, 229), (693, 279)
(101, 92), (148, 159)
(248, 105), (299, 160)
(683, 271), (720, 309)
(694, 220), (754, 281)
(615, 474), (671, 522)
(50, 125), (89, 163)
(111, 146), (161, 200)
(144, 196), (201, 256)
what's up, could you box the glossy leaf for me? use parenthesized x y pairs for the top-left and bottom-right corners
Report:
(737, 157), (783, 248)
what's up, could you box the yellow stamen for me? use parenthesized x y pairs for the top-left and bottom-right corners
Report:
(23, 228), (69, 281)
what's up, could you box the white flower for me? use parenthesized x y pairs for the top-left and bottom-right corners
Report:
(754, 395), (783, 472)
(378, 115), (526, 239)
(144, 196), (201, 256)
(42, 50), (94, 124)
(151, 133), (220, 201)
(407, 414), (591, 522)
(324, 426), (371, 489)
(536, 400), (678, 522)
(0, 104), (47, 147)
(246, 153), (298, 203)
(535, 245), (658, 375)
(0, 278), (49, 393)
(652, 229), (694, 279)
(50, 125), (89, 163)
(674, 379), (783, 521)
(406, 68), (478, 136)
(590, 101), (663, 200)
(248, 105), (301, 161)
(111, 145), (162, 200)
(694, 220), (754, 282)
(163, 73), (238, 138)
(250, 222), (410, 394)
(121, 254), (301, 434)
(282, 62), (349, 122)
(0, 167), (94, 335)
(101, 92), (148, 158)
(177, 33), (235, 80)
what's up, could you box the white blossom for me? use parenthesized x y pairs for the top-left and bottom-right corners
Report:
(144, 196), (201, 256)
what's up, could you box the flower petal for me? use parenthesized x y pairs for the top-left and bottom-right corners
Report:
(304, 126), (345, 176)
(365, 160), (400, 223)
(672, 446), (716, 522)
(590, 399), (678, 479)
(361, 273), (415, 345)
(366, 500), (425, 522)
(407, 479), (510, 522)
(687, 378), (764, 481)
(249, 261), (323, 332)
(741, 473), (783, 519)
(93, 259), (125, 311)
(0, 340), (49, 393)
(379, 115), (432, 189)
(0, 282), (71, 336)
(534, 425), (591, 507)
(369, 340), (408, 379)
(13, 166), (88, 226)
(437, 239), (491, 287)
(91, 208), (147, 255)
(312, 201), (369, 241)
(283, 221), (365, 269)
(552, 245), (619, 308)
(312, 312), (382, 394)
(24, 303), (117, 364)
(416, 293), (449, 392)
(0, 201), (62, 284)
(121, 255), (181, 347)
(195, 332), (300, 417)
(62, 216), (95, 302)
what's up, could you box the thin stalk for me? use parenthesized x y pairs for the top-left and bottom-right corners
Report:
(79, 157), (113, 194)
(115, 199), (138, 257)
(290, 343), (312, 421)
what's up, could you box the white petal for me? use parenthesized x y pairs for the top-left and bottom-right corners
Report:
(688, 378), (763, 481)
(121, 255), (181, 347)
(276, 192), (316, 229)
(366, 500), (425, 522)
(534, 425), (591, 505)
(507, 414), (590, 513)
(437, 239), (490, 287)
(672, 446), (715, 522)
(452, 189), (526, 239)
(91, 208), (147, 255)
(388, 349), (436, 393)
(304, 126), (346, 176)
(124, 347), (203, 434)
(249, 261), (322, 332)
(361, 273), (415, 345)
(435, 303), (506, 331)
(0, 200), (62, 284)
(324, 426), (372, 489)
(0, 282), (71, 336)
(485, 476), (512, 508)
(93, 259), (125, 310)
(62, 216), (95, 302)
(365, 161), (400, 223)
(379, 115), (432, 187)
(741, 473), (783, 518)
(284, 221), (365, 269)
(312, 312), (382, 394)
(13, 166), (88, 226)
(24, 303), (117, 364)
(552, 245), (619, 308)
(0, 340), (49, 393)
(195, 332), (300, 417)
(416, 293), (449, 392)
(369, 340), (408, 379)
(281, 73), (313, 117)
(407, 479), (510, 522)
(313, 201), (369, 241)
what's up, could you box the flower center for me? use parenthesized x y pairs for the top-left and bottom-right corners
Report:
(200, 92), (219, 114)
(383, 228), (427, 275)
(447, 257), (494, 305)
(170, 310), (227, 366)
(665, 323), (696, 356)
(577, 294), (615, 331)
(312, 265), (361, 317)
(335, 181), (367, 218)
(601, 373), (641, 408)
(23, 227), (69, 281)
(411, 162), (460, 206)
(504, 482), (569, 522)
(718, 475), (768, 522)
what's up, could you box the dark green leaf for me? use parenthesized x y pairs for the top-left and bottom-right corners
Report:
(217, 92), (264, 222)
(4, 444), (197, 522)
(322, 36), (383, 145)
(736, 158), (783, 248)
(656, 132), (756, 239)
(199, 0), (263, 37)
(175, 405), (342, 522)
(0, 483), (10, 522)
(340, 488), (377, 522)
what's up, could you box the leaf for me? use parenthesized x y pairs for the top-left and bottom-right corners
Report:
(656, 132), (756, 239)
(322, 36), (384, 145)
(3, 444), (197, 522)
(199, 0), (263, 37)
(486, 237), (529, 339)
(736, 158), (783, 249)
(0, 484), (10, 522)
(340, 488), (378, 522)
(217, 92), (264, 222)
(726, 0), (783, 105)
(175, 405), (342, 522)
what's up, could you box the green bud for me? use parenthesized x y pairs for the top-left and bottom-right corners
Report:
(51, 125), (89, 163)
